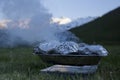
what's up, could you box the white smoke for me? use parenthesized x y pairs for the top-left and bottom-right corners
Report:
(0, 0), (60, 47)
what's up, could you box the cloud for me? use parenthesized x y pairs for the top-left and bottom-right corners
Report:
(0, 19), (11, 29)
(51, 17), (72, 25)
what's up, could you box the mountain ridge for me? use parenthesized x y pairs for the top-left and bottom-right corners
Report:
(52, 17), (96, 31)
(70, 7), (120, 44)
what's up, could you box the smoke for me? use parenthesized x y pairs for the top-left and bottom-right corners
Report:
(0, 0), (60, 47)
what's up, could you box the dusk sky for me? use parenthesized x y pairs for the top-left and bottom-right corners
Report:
(42, 0), (120, 19)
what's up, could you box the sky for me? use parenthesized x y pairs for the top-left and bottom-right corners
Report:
(42, 0), (120, 19)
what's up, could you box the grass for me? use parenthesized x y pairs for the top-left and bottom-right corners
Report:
(0, 45), (120, 80)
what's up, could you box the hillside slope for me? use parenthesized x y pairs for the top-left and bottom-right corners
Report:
(70, 7), (120, 44)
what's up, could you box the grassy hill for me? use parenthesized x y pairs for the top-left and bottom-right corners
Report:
(70, 7), (120, 44)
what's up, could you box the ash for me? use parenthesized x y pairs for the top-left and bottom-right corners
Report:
(34, 41), (108, 56)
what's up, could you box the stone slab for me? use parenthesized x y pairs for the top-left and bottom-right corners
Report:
(40, 65), (98, 74)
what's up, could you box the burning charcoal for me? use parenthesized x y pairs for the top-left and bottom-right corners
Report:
(87, 45), (108, 56)
(78, 44), (92, 55)
(55, 41), (79, 55)
(83, 48), (92, 55)
(79, 43), (88, 47)
(78, 44), (108, 56)
(78, 50), (89, 55)
(38, 41), (60, 52)
(34, 40), (108, 56)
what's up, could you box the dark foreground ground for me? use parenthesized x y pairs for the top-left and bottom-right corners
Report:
(0, 45), (120, 80)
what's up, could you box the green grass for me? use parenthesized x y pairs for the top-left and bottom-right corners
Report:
(0, 45), (120, 80)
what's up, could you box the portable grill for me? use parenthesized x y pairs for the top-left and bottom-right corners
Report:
(35, 54), (102, 66)
(34, 51), (104, 74)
